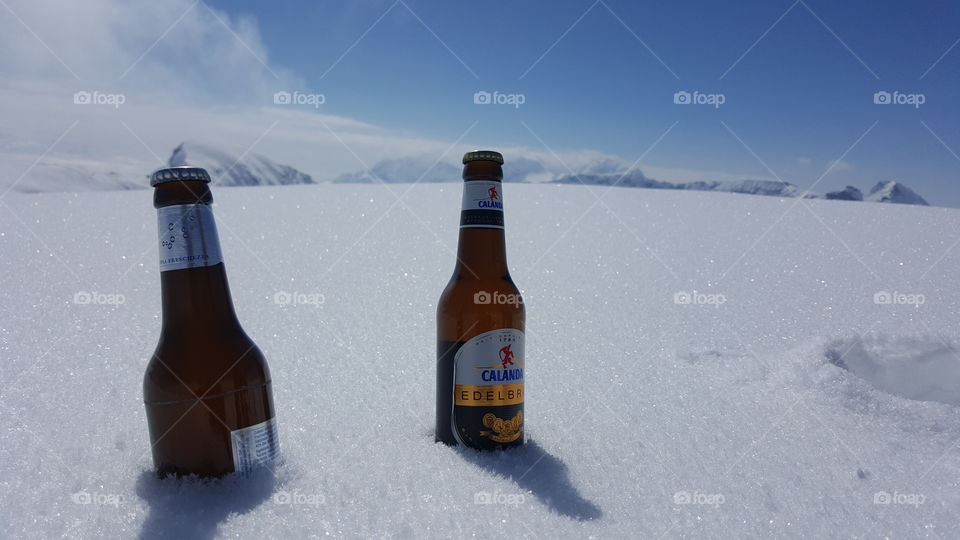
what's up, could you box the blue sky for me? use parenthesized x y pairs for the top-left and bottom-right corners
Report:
(197, 0), (960, 205)
(0, 0), (957, 205)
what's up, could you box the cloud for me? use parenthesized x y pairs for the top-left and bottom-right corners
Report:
(0, 0), (292, 100)
(827, 160), (854, 172)
(0, 0), (755, 193)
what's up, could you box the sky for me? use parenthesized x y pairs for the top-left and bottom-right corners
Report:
(1, 0), (959, 205)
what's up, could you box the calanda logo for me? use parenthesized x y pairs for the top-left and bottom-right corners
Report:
(474, 185), (503, 210)
(475, 344), (523, 382)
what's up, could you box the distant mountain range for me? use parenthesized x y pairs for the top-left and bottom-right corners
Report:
(549, 170), (928, 206)
(170, 142), (933, 206)
(0, 140), (934, 207)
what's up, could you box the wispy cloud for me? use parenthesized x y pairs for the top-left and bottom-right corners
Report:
(0, 0), (756, 194)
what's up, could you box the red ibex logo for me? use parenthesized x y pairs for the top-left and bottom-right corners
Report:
(487, 186), (499, 200)
(498, 344), (515, 369)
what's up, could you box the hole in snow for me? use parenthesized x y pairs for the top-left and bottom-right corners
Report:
(825, 335), (960, 406)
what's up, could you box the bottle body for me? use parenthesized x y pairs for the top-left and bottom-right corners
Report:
(143, 172), (280, 477)
(144, 330), (277, 477)
(436, 153), (525, 450)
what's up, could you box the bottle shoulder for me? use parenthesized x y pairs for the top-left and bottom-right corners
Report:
(437, 275), (525, 341)
(144, 331), (271, 403)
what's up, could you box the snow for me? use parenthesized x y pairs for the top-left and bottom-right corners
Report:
(1, 183), (959, 538)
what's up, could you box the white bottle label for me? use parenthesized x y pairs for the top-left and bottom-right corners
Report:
(230, 416), (280, 474)
(460, 180), (504, 229)
(156, 204), (224, 272)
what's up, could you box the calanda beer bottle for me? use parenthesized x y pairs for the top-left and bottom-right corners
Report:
(436, 150), (525, 450)
(143, 166), (280, 477)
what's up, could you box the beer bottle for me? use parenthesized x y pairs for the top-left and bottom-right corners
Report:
(436, 150), (525, 450)
(143, 166), (280, 477)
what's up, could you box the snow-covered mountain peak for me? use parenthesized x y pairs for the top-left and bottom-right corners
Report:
(866, 181), (930, 206)
(168, 141), (314, 187)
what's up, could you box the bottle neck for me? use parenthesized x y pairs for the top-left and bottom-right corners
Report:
(453, 177), (509, 279)
(159, 263), (241, 334)
(454, 227), (509, 279)
(155, 201), (241, 334)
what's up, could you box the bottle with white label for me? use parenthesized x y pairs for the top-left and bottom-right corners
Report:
(143, 166), (280, 477)
(436, 151), (526, 450)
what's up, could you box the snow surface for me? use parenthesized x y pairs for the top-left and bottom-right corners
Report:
(1, 183), (959, 538)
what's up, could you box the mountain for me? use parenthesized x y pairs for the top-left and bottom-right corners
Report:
(551, 170), (674, 189)
(333, 156), (460, 184)
(553, 172), (803, 198)
(825, 186), (864, 201)
(168, 141), (314, 187)
(866, 181), (929, 206)
(552, 171), (933, 206)
(676, 179), (804, 198)
(0, 140), (935, 208)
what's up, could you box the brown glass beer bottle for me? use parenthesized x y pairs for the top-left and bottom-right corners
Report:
(436, 151), (525, 450)
(143, 166), (280, 477)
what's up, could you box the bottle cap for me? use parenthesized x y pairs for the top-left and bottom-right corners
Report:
(462, 150), (504, 164)
(149, 166), (212, 187)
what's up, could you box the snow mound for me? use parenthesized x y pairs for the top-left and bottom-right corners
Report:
(826, 335), (960, 406)
(169, 141), (314, 187)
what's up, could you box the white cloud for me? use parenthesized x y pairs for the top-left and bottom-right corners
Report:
(0, 0), (752, 193)
(827, 160), (854, 172)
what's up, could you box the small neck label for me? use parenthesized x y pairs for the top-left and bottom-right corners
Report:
(460, 180), (504, 229)
(157, 204), (223, 272)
